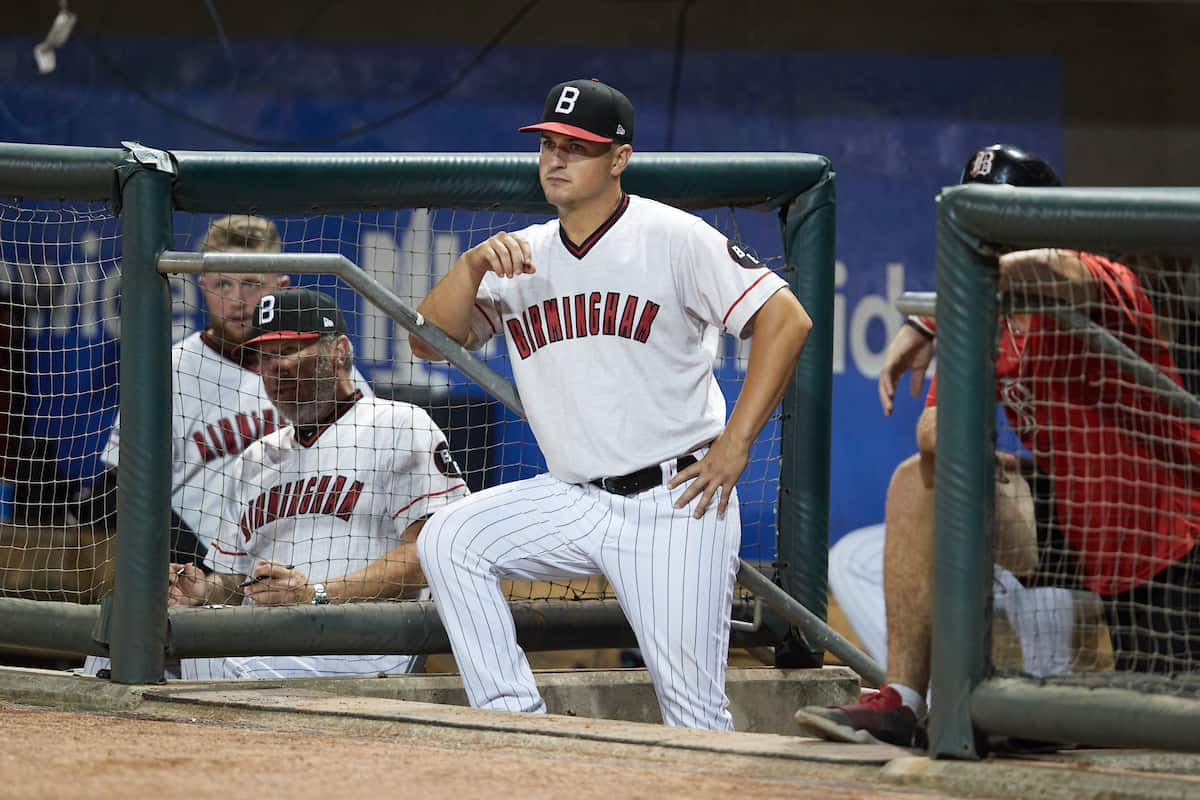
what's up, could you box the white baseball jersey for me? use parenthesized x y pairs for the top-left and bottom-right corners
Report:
(180, 392), (468, 680)
(87, 344), (376, 681)
(470, 193), (787, 483)
(421, 194), (791, 731)
(205, 392), (466, 580)
(101, 330), (373, 547)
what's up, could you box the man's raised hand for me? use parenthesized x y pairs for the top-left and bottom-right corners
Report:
(465, 232), (534, 279)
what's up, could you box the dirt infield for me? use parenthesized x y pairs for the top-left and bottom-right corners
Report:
(0, 703), (944, 800)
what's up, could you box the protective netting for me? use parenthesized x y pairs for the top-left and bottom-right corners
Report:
(161, 206), (787, 608)
(984, 247), (1200, 696)
(0, 199), (121, 603)
(0, 187), (793, 678)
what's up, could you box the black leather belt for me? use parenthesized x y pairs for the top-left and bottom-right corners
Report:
(591, 454), (697, 496)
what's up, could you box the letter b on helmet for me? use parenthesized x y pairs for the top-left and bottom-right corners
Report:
(960, 144), (1061, 188)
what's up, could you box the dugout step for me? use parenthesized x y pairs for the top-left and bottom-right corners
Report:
(145, 673), (904, 766)
(0, 663), (858, 736)
(152, 665), (861, 737)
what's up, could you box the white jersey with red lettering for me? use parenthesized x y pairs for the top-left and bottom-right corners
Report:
(88, 332), (378, 680)
(469, 193), (785, 483)
(101, 331), (373, 547)
(181, 392), (468, 680)
(85, 332), (363, 679)
(420, 193), (789, 730)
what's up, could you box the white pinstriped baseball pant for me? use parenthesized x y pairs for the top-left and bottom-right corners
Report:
(417, 469), (741, 730)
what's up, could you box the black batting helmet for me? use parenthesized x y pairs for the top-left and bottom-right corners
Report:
(960, 144), (1061, 187)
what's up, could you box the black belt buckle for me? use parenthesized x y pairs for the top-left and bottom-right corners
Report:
(593, 454), (698, 496)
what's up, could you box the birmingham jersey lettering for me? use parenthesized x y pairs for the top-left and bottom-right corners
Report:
(502, 292), (661, 359)
(191, 408), (279, 463)
(206, 394), (467, 585)
(238, 474), (365, 540)
(470, 193), (787, 484)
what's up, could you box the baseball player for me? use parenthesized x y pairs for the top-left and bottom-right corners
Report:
(410, 78), (812, 729)
(171, 288), (469, 679)
(77, 215), (373, 678)
(797, 145), (1200, 747)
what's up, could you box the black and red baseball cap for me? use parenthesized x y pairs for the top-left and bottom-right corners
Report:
(960, 144), (1061, 188)
(244, 288), (347, 347)
(519, 78), (634, 145)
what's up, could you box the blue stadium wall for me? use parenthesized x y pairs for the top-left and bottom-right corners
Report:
(0, 36), (1063, 551)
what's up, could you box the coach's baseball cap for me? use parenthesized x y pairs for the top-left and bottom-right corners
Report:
(244, 288), (347, 347)
(519, 78), (634, 145)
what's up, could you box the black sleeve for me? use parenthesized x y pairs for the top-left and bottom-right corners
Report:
(71, 467), (210, 573)
(169, 509), (210, 573)
(71, 467), (119, 528)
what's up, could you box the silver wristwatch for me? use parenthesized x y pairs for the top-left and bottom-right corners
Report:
(311, 583), (330, 605)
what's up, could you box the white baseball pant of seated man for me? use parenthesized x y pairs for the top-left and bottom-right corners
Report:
(829, 523), (1077, 681)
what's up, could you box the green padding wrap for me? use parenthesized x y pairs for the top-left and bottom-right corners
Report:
(927, 201), (1000, 761)
(170, 151), (831, 213)
(942, 184), (1200, 252)
(0, 143), (126, 200)
(108, 157), (174, 684)
(777, 170), (836, 633)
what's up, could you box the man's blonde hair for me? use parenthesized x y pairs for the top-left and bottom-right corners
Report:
(200, 215), (281, 254)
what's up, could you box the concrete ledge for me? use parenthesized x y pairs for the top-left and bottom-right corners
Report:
(0, 665), (151, 712)
(217, 665), (859, 733)
(0, 664), (858, 735)
(148, 684), (904, 765)
(0, 664), (902, 774)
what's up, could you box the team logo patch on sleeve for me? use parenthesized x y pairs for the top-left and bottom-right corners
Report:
(434, 441), (464, 479)
(726, 240), (762, 269)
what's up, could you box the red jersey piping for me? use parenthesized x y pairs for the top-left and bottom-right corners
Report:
(474, 303), (499, 335)
(391, 483), (467, 520)
(721, 272), (773, 330)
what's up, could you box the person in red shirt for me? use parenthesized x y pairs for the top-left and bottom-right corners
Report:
(928, 249), (1200, 599)
(797, 145), (1200, 748)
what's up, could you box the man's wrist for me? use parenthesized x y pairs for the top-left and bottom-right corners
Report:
(462, 249), (492, 282)
(310, 582), (331, 605)
(320, 577), (349, 603)
(211, 573), (242, 604)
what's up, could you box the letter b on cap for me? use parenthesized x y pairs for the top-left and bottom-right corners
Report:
(555, 86), (579, 115)
(258, 295), (276, 325)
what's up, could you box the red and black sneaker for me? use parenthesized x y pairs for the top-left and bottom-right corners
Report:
(793, 685), (918, 747)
